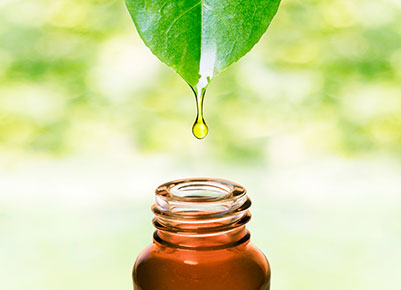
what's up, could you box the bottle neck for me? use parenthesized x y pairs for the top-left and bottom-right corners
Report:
(154, 226), (250, 250)
(152, 178), (252, 250)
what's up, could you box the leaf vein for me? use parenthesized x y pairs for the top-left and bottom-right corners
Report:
(165, 1), (202, 35)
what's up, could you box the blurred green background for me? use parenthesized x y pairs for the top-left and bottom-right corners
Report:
(0, 0), (400, 289)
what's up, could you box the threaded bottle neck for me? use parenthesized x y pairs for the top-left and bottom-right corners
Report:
(152, 178), (252, 249)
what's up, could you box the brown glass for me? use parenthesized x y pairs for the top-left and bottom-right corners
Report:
(133, 178), (271, 290)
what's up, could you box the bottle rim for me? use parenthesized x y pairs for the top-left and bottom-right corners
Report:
(152, 178), (252, 234)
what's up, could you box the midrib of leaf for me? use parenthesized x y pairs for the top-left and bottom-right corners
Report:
(160, 0), (210, 92)
(195, 1), (217, 95)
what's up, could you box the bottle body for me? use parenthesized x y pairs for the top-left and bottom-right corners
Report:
(133, 235), (270, 290)
(133, 178), (271, 290)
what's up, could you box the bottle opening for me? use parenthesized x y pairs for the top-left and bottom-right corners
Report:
(169, 180), (232, 200)
(152, 178), (252, 235)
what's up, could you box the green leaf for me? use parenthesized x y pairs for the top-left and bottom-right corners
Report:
(125, 0), (281, 92)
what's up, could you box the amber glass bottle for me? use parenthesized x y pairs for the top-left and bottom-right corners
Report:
(133, 178), (271, 290)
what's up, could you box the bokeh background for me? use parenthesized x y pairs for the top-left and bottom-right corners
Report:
(1, 0), (401, 289)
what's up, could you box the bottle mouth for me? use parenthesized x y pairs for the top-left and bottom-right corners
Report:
(152, 178), (252, 234)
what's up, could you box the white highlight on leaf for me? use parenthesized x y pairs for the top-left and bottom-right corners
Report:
(196, 42), (217, 94)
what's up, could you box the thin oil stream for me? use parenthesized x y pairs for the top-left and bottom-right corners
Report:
(191, 41), (216, 139)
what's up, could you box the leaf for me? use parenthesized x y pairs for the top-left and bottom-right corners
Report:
(125, 0), (281, 93)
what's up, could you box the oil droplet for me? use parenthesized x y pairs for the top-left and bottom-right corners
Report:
(192, 88), (208, 139)
(192, 117), (208, 139)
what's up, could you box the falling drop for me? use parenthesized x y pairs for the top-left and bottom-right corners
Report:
(192, 88), (208, 139)
(192, 117), (208, 139)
